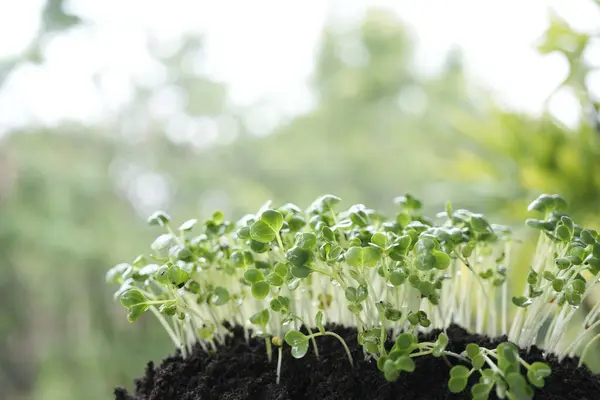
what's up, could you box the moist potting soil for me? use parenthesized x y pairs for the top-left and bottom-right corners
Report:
(114, 324), (600, 400)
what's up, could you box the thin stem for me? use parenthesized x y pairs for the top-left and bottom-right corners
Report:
(442, 351), (470, 363)
(265, 335), (273, 363)
(276, 346), (283, 384)
(308, 331), (354, 366)
(149, 306), (181, 349)
(275, 233), (285, 254)
(291, 314), (320, 359)
(166, 225), (184, 246)
(579, 333), (600, 367)
(409, 350), (432, 358)
(310, 267), (336, 280)
(564, 318), (600, 356)
(144, 300), (176, 306)
(378, 309), (387, 356)
(480, 350), (503, 376)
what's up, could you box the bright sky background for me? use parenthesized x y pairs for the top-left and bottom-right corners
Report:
(0, 0), (599, 132)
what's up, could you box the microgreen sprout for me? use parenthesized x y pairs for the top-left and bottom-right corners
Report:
(108, 193), (600, 399)
(506, 194), (600, 367)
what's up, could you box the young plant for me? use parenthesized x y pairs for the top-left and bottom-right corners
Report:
(107, 193), (600, 399)
(508, 194), (600, 365)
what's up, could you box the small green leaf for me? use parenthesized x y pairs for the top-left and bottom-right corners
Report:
(371, 232), (388, 248)
(417, 281), (434, 297)
(512, 296), (533, 308)
(167, 265), (189, 286)
(555, 257), (571, 269)
(432, 332), (449, 357)
(389, 270), (406, 286)
(309, 194), (341, 213)
(377, 355), (389, 372)
(285, 329), (311, 357)
(466, 343), (481, 358)
(291, 340), (309, 358)
(151, 234), (174, 251)
(472, 354), (485, 370)
(250, 209), (284, 243)
(498, 343), (519, 363)
(106, 263), (131, 284)
(249, 308), (270, 327)
(572, 279), (586, 293)
(286, 246), (313, 267)
(414, 252), (436, 271)
(237, 225), (251, 239)
(530, 362), (551, 377)
(437, 333), (449, 348)
(556, 224), (572, 241)
(408, 274), (421, 288)
(244, 268), (264, 284)
(471, 383), (491, 398)
(120, 289), (148, 308)
(212, 286), (230, 306)
(394, 194), (422, 210)
(288, 215), (306, 232)
(345, 287), (358, 303)
(528, 362), (551, 387)
(527, 370), (545, 388)
(179, 218), (198, 231)
(274, 262), (288, 277)
(471, 214), (490, 233)
(581, 229), (597, 245)
(266, 272), (284, 286)
(505, 372), (528, 391)
(320, 226), (336, 242)
(296, 232), (317, 249)
(450, 365), (471, 378)
(395, 333), (415, 350)
(462, 241), (476, 258)
(552, 278), (564, 291)
(433, 250), (451, 270)
(270, 298), (283, 312)
(230, 251), (252, 268)
(527, 194), (554, 213)
(448, 377), (468, 393)
(147, 210), (171, 226)
(159, 303), (177, 316)
(316, 311), (325, 333)
(542, 271), (555, 281)
(251, 281), (270, 299)
(395, 355), (415, 372)
(291, 265), (311, 279)
(119, 289), (149, 322)
(356, 285), (368, 302)
(384, 308), (402, 321)
(126, 304), (149, 322)
(345, 246), (382, 268)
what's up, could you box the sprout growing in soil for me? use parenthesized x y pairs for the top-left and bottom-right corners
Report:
(107, 193), (599, 399)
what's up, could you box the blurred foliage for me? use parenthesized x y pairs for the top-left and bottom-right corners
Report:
(447, 7), (600, 224)
(0, 2), (600, 400)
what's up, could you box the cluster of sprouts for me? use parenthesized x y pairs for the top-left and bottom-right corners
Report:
(107, 193), (599, 399)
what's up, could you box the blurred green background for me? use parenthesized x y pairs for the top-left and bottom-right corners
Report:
(1, 1), (599, 399)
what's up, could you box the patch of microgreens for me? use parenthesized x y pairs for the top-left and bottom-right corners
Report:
(107, 194), (579, 399)
(509, 194), (600, 367)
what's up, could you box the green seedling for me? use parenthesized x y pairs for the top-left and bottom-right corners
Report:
(107, 193), (600, 399)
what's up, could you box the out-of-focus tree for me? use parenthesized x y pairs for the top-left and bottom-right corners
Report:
(444, 4), (600, 223)
(184, 10), (478, 217)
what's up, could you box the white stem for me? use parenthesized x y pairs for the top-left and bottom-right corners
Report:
(149, 306), (182, 350)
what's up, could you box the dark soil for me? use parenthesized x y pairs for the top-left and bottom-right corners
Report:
(115, 324), (600, 400)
